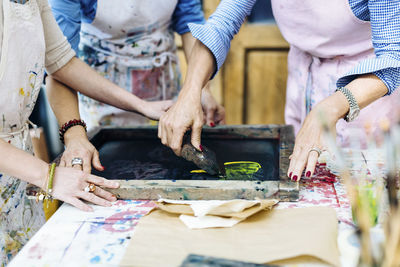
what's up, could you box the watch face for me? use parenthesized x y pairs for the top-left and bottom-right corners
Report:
(347, 109), (360, 122)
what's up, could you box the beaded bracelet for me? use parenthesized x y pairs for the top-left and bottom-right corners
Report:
(59, 119), (87, 144)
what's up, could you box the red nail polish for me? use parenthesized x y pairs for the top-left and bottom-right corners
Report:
(289, 172), (293, 178)
(199, 145), (203, 152)
(210, 122), (215, 127)
(101, 165), (106, 170)
(306, 171), (311, 178)
(293, 175), (298, 182)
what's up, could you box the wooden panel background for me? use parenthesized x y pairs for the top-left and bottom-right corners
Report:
(176, 0), (289, 125)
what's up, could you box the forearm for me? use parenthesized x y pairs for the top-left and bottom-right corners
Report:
(50, 57), (147, 115)
(181, 32), (197, 61)
(0, 139), (47, 189)
(180, 40), (215, 99)
(318, 74), (388, 120)
(46, 76), (87, 146)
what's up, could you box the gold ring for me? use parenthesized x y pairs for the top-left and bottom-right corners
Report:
(84, 183), (96, 193)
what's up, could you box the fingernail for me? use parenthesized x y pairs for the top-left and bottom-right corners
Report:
(199, 145), (203, 152)
(306, 171), (311, 178)
(101, 165), (106, 170)
(293, 175), (298, 182)
(210, 122), (215, 127)
(289, 172), (293, 179)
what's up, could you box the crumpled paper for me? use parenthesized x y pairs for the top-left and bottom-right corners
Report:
(156, 198), (279, 229)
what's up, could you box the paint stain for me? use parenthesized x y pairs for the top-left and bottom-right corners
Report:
(88, 222), (105, 234)
(90, 255), (101, 264)
(103, 210), (147, 233)
(28, 242), (43, 260)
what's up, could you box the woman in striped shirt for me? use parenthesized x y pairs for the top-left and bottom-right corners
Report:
(158, 0), (400, 181)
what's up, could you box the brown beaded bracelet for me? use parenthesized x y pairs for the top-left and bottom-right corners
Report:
(59, 119), (87, 144)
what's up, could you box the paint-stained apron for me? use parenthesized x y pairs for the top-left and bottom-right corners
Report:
(271, 0), (400, 147)
(0, 0), (46, 264)
(79, 0), (180, 130)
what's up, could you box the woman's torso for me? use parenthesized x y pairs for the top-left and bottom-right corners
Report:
(0, 0), (46, 264)
(271, 0), (399, 146)
(78, 0), (181, 129)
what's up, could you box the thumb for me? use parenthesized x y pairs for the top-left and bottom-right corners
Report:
(92, 150), (104, 171)
(191, 122), (203, 151)
(163, 100), (174, 111)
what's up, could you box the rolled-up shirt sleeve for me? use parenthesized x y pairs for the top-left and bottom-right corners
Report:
(188, 0), (257, 78)
(172, 0), (205, 35)
(337, 0), (400, 95)
(49, 0), (97, 53)
(39, 0), (75, 74)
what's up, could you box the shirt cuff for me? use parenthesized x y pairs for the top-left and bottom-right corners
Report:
(337, 55), (400, 95)
(189, 22), (230, 79)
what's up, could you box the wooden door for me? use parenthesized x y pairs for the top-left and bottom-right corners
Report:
(177, 0), (289, 125)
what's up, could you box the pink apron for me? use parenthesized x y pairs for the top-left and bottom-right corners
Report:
(271, 0), (400, 147)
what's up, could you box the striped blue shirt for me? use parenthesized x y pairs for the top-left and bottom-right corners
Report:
(189, 0), (400, 95)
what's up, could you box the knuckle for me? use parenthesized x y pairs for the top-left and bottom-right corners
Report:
(171, 144), (179, 151)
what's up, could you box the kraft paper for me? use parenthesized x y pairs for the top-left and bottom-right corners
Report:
(120, 207), (340, 267)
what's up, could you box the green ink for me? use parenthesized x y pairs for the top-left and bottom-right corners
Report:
(223, 161), (262, 180)
(190, 161), (263, 180)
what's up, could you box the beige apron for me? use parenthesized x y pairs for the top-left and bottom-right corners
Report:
(78, 0), (180, 130)
(272, 0), (400, 147)
(0, 0), (45, 264)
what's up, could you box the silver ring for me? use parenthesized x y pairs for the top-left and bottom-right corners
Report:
(71, 157), (83, 167)
(309, 147), (322, 157)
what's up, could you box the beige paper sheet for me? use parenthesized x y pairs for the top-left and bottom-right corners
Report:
(156, 199), (278, 219)
(120, 207), (340, 267)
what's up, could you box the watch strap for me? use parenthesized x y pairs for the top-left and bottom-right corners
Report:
(336, 87), (360, 122)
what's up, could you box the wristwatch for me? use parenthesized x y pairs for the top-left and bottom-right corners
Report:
(336, 87), (360, 122)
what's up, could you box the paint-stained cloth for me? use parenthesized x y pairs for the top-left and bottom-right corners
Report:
(0, 0), (75, 264)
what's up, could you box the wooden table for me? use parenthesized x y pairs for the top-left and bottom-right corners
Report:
(10, 166), (356, 267)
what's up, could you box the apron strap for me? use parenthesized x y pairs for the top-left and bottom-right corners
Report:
(152, 52), (177, 100)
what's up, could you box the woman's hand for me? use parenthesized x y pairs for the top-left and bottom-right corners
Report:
(139, 100), (174, 121)
(49, 167), (119, 212)
(201, 84), (225, 127)
(158, 87), (203, 156)
(60, 126), (103, 174)
(287, 103), (338, 182)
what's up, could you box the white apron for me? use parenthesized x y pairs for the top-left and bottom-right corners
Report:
(0, 0), (46, 264)
(78, 0), (180, 130)
(272, 0), (400, 147)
